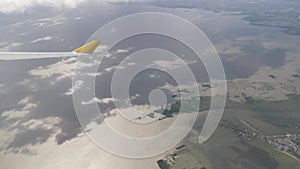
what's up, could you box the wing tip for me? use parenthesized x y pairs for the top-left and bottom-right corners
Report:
(72, 40), (100, 54)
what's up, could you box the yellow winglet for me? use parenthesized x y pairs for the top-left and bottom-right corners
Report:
(72, 40), (100, 54)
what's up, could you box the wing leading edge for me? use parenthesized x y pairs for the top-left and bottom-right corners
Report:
(0, 40), (100, 61)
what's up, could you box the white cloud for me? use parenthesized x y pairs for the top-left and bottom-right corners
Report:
(153, 58), (197, 70)
(127, 62), (136, 66)
(0, 0), (146, 14)
(113, 49), (130, 54)
(0, 84), (4, 94)
(2, 96), (37, 120)
(19, 32), (28, 36)
(74, 16), (83, 20)
(29, 58), (76, 80)
(22, 117), (61, 130)
(29, 57), (93, 82)
(262, 41), (284, 50)
(130, 93), (140, 99)
(32, 16), (66, 27)
(2, 109), (30, 120)
(100, 47), (132, 58)
(86, 72), (102, 77)
(104, 67), (115, 72)
(81, 97), (115, 105)
(95, 45), (109, 53)
(65, 80), (84, 95)
(104, 53), (113, 58)
(0, 42), (22, 52)
(0, 0), (86, 14)
(30, 36), (53, 43)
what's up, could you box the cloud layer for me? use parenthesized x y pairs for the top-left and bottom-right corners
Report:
(0, 0), (144, 14)
(0, 0), (86, 14)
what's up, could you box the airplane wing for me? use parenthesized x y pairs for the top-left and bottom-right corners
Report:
(0, 40), (100, 61)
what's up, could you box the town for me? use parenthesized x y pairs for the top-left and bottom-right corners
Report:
(221, 120), (300, 160)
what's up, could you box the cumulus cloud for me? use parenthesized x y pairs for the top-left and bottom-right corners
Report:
(81, 97), (115, 105)
(65, 80), (84, 95)
(2, 96), (37, 120)
(153, 58), (197, 70)
(29, 57), (76, 81)
(22, 117), (61, 130)
(29, 57), (94, 82)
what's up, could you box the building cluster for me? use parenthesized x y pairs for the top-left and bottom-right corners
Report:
(221, 121), (300, 159)
(267, 134), (300, 158)
(220, 121), (265, 141)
